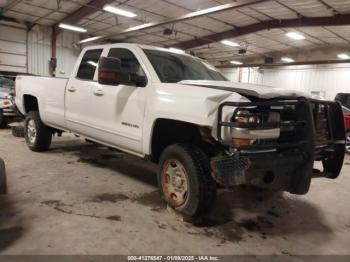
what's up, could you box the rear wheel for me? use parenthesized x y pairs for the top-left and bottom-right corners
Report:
(0, 110), (8, 129)
(158, 144), (216, 217)
(25, 111), (52, 152)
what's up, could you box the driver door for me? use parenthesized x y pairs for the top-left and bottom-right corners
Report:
(87, 47), (148, 154)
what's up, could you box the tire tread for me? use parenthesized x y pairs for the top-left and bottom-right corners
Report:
(158, 143), (216, 217)
(25, 111), (52, 151)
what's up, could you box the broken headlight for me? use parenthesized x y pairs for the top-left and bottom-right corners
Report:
(230, 108), (280, 147)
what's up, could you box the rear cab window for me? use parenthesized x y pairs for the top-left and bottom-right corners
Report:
(76, 49), (103, 80)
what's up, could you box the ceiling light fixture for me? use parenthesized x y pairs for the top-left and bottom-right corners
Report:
(221, 40), (240, 47)
(103, 5), (137, 18)
(338, 53), (350, 60)
(59, 23), (87, 33)
(286, 32), (305, 40)
(79, 36), (102, 44)
(281, 57), (295, 63)
(230, 60), (243, 65)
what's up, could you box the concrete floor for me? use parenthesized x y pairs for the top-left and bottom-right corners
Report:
(0, 128), (350, 255)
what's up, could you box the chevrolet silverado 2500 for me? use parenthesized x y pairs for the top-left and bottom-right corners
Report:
(15, 44), (345, 217)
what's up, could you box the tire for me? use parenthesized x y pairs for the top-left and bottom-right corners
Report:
(0, 159), (7, 194)
(0, 110), (8, 129)
(24, 111), (52, 152)
(11, 125), (25, 137)
(158, 144), (216, 217)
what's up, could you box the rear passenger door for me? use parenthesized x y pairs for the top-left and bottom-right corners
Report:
(65, 48), (103, 136)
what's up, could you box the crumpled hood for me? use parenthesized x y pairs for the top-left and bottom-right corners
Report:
(179, 80), (310, 99)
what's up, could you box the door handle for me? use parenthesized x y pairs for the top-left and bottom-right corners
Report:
(67, 86), (76, 92)
(93, 89), (104, 96)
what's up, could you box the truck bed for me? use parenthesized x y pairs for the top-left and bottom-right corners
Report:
(15, 75), (69, 128)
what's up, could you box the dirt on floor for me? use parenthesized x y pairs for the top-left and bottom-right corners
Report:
(0, 128), (350, 255)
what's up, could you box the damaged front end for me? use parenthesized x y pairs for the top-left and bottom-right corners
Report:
(211, 97), (345, 194)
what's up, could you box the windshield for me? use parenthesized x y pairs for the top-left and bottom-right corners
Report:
(0, 76), (14, 89)
(143, 49), (227, 83)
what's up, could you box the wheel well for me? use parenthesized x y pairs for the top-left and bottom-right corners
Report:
(151, 119), (204, 163)
(23, 95), (38, 113)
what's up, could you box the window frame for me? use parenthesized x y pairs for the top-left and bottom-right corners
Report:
(104, 47), (149, 87)
(75, 48), (103, 81)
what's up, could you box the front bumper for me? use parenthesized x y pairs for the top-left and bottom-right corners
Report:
(212, 97), (345, 194)
(211, 152), (305, 192)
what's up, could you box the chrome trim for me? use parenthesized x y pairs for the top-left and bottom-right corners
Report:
(335, 140), (346, 144)
(231, 127), (280, 139)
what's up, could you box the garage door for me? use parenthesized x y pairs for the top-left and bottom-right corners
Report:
(0, 24), (27, 73)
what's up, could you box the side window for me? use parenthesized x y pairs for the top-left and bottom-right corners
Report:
(108, 48), (146, 77)
(76, 49), (103, 80)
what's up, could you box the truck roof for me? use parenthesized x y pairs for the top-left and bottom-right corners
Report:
(82, 43), (192, 56)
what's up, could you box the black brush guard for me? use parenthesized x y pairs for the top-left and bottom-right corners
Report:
(212, 97), (345, 194)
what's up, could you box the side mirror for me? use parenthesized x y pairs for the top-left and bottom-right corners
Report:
(98, 56), (122, 86)
(98, 56), (147, 87)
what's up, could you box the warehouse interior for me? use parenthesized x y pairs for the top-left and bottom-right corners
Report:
(2, 0), (350, 98)
(1, 0), (350, 257)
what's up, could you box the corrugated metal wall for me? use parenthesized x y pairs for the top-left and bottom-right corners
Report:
(0, 22), (80, 77)
(27, 25), (81, 77)
(240, 64), (350, 100)
(219, 68), (239, 82)
(0, 23), (27, 72)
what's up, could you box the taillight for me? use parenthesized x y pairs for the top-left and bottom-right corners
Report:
(344, 115), (350, 131)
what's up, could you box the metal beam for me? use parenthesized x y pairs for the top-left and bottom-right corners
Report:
(317, 0), (338, 14)
(1, 0), (23, 14)
(102, 0), (269, 39)
(56, 0), (115, 26)
(173, 14), (350, 50)
(216, 59), (350, 68)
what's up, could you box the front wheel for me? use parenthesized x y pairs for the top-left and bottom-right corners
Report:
(25, 111), (52, 152)
(158, 144), (216, 217)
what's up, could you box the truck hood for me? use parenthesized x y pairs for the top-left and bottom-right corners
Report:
(179, 80), (310, 99)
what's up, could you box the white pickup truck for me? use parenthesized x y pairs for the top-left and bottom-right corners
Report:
(15, 43), (345, 217)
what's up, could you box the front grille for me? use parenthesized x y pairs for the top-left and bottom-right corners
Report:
(216, 98), (345, 180)
(278, 106), (299, 144)
(217, 98), (341, 155)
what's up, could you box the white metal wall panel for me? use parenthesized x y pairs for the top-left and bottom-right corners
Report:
(27, 26), (52, 76)
(0, 24), (27, 72)
(27, 26), (80, 77)
(219, 68), (239, 82)
(0, 23), (79, 76)
(242, 64), (350, 100)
